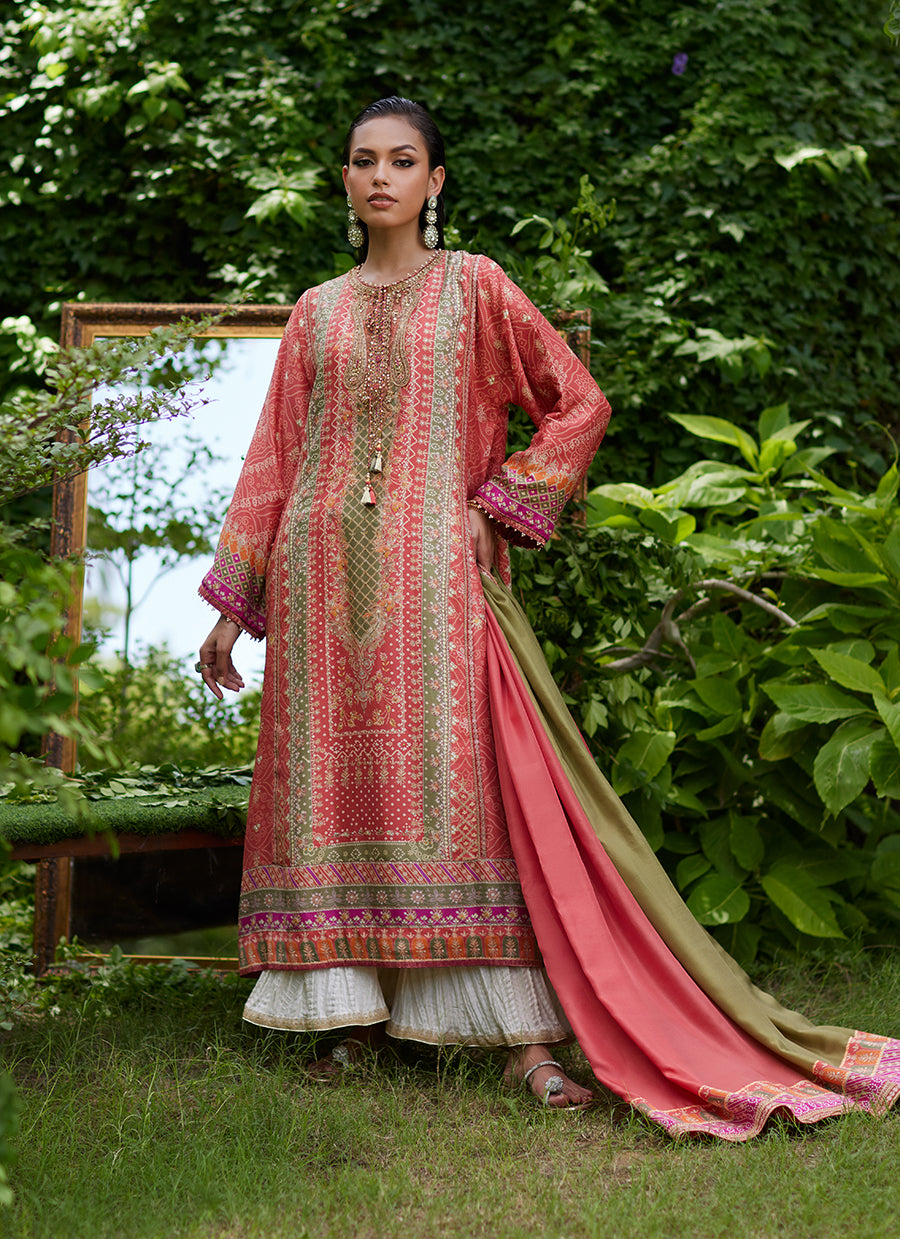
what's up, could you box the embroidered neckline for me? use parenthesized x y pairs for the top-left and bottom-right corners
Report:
(345, 251), (445, 506)
(350, 250), (444, 294)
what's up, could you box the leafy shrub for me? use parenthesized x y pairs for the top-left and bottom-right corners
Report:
(515, 405), (900, 964)
(1, 0), (897, 484)
(79, 645), (262, 770)
(0, 525), (107, 797)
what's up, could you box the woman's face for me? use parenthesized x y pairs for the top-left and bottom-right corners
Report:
(342, 115), (444, 239)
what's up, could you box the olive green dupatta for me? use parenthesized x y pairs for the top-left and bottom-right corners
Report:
(481, 574), (900, 1140)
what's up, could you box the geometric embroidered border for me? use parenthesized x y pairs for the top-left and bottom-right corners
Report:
(238, 922), (539, 973)
(632, 1031), (900, 1141)
(472, 477), (557, 548)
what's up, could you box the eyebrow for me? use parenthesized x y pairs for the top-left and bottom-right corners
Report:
(351, 144), (419, 156)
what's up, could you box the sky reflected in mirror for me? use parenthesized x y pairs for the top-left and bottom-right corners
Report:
(85, 336), (282, 688)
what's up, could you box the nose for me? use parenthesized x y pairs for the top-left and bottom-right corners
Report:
(372, 159), (390, 185)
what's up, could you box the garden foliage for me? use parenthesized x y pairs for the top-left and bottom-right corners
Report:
(515, 407), (900, 964)
(79, 647), (262, 770)
(0, 0), (898, 482)
(0, 525), (102, 797)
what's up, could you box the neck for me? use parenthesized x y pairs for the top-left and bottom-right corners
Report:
(361, 224), (434, 283)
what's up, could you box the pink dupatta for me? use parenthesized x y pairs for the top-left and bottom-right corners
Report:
(482, 575), (900, 1140)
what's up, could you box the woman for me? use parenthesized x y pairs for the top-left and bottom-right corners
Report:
(198, 96), (607, 1108)
(200, 98), (900, 1138)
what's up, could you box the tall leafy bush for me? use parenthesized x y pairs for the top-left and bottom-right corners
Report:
(515, 407), (900, 963)
(0, 0), (897, 482)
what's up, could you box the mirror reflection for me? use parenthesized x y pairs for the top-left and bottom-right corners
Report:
(85, 336), (281, 690)
(50, 305), (291, 773)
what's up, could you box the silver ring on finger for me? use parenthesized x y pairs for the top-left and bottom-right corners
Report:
(194, 660), (214, 673)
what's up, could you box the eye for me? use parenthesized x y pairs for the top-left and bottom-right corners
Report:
(395, 158), (414, 167)
(352, 157), (373, 167)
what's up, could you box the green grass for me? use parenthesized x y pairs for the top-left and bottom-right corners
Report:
(2, 953), (900, 1239)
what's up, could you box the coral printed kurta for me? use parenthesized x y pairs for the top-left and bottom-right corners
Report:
(200, 252), (610, 974)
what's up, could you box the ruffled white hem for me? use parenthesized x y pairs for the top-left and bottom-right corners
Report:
(243, 964), (571, 1047)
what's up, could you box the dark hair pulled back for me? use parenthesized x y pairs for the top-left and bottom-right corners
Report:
(343, 96), (446, 259)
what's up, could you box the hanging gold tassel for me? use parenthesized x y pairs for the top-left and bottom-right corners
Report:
(369, 449), (383, 475)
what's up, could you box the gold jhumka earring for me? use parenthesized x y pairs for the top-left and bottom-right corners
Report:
(347, 197), (364, 248)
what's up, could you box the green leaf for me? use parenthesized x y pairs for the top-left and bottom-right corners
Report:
(879, 526), (900, 579)
(684, 532), (747, 564)
(729, 815), (764, 870)
(637, 509), (696, 543)
(510, 215), (553, 236)
(712, 920), (762, 969)
(875, 463), (899, 507)
(813, 719), (877, 816)
(813, 518), (884, 575)
(666, 786), (711, 814)
(617, 729), (676, 777)
(757, 403), (791, 440)
(762, 682), (867, 723)
(830, 638), (876, 663)
(758, 438), (797, 475)
(811, 569), (889, 588)
(758, 774), (838, 839)
(710, 612), (745, 660)
(613, 729), (676, 793)
(668, 414), (759, 469)
(760, 865), (845, 937)
(692, 676), (742, 716)
(699, 816), (747, 880)
(695, 713), (741, 741)
(811, 649), (886, 697)
(775, 146), (829, 171)
(780, 446), (837, 477)
(659, 462), (753, 508)
(873, 692), (900, 756)
(686, 875), (750, 925)
(588, 481), (656, 508)
(764, 419), (811, 446)
(881, 647), (900, 695)
(759, 712), (812, 761)
(584, 494), (635, 527)
(792, 848), (864, 888)
(580, 695), (607, 738)
(245, 190), (287, 221)
(676, 853), (712, 890)
(870, 852), (900, 905)
(870, 733), (900, 798)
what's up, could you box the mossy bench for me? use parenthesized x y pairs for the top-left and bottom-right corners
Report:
(1, 785), (248, 859)
(2, 770), (251, 971)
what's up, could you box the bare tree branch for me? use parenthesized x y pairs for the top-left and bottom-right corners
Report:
(690, 578), (797, 627)
(596, 578), (796, 675)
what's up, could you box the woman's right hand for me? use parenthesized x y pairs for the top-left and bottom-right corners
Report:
(197, 617), (245, 700)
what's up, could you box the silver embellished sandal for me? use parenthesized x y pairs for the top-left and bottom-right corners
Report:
(307, 1037), (368, 1080)
(522, 1059), (568, 1107)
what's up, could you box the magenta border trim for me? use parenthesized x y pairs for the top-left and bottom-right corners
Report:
(472, 479), (555, 547)
(199, 573), (266, 640)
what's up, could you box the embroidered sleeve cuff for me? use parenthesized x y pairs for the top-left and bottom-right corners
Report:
(471, 480), (555, 549)
(199, 575), (266, 640)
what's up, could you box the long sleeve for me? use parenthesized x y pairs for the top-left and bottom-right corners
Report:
(198, 295), (314, 638)
(469, 259), (611, 547)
